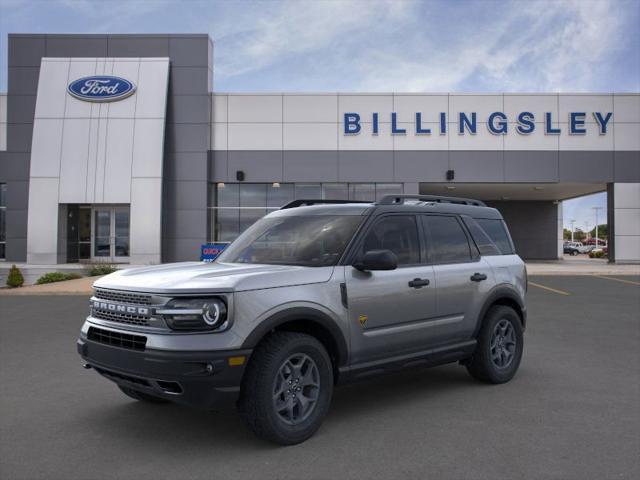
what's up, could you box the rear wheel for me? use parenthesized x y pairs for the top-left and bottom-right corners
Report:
(239, 331), (333, 445)
(466, 306), (523, 384)
(118, 385), (168, 403)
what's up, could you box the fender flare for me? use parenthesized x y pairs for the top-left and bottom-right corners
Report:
(473, 284), (527, 337)
(241, 307), (349, 367)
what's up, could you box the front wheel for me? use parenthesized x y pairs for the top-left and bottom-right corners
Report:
(238, 332), (334, 445)
(466, 306), (523, 384)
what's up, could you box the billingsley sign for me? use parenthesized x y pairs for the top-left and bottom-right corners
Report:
(68, 76), (136, 102)
(343, 111), (613, 135)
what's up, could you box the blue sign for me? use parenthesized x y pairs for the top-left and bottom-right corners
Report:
(201, 243), (229, 262)
(344, 111), (613, 136)
(67, 76), (136, 102)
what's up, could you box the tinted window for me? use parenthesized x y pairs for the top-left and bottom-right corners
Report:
(476, 219), (514, 254)
(218, 215), (362, 267)
(361, 216), (420, 265)
(462, 217), (501, 256)
(423, 215), (471, 263)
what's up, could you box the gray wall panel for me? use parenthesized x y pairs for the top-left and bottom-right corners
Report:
(169, 67), (210, 95)
(169, 36), (211, 67)
(6, 124), (33, 153)
(338, 151), (394, 182)
(165, 123), (210, 153)
(8, 36), (45, 67)
(283, 151), (338, 182)
(107, 35), (170, 57)
(164, 180), (208, 211)
(5, 180), (29, 208)
(165, 152), (209, 181)
(487, 200), (559, 259)
(6, 95), (36, 124)
(167, 95), (210, 124)
(559, 151), (614, 182)
(505, 151), (559, 182)
(5, 237), (26, 262)
(163, 209), (208, 239)
(228, 151), (283, 182)
(45, 36), (108, 57)
(1, 153), (30, 181)
(450, 151), (504, 182)
(394, 151), (449, 182)
(209, 151), (228, 182)
(7, 67), (40, 95)
(614, 151), (640, 182)
(6, 208), (28, 239)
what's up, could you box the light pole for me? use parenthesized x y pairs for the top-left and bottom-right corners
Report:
(592, 206), (603, 247)
(570, 219), (576, 242)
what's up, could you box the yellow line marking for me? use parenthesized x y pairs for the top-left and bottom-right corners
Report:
(528, 281), (571, 296)
(593, 275), (640, 286)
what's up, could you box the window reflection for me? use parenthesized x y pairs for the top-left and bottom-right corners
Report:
(208, 182), (403, 242)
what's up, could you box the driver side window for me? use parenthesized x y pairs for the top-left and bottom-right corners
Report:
(361, 215), (420, 265)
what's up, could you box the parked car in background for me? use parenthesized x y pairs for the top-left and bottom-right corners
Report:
(563, 242), (583, 255)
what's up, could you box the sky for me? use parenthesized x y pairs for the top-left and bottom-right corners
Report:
(1, 0), (638, 227)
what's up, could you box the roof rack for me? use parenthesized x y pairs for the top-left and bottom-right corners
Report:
(280, 199), (373, 210)
(377, 194), (486, 207)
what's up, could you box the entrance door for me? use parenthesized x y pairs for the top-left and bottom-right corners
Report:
(92, 206), (130, 263)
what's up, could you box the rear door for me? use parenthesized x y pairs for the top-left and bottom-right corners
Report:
(345, 214), (437, 363)
(422, 214), (495, 344)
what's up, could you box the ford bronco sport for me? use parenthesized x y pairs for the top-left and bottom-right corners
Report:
(77, 195), (527, 445)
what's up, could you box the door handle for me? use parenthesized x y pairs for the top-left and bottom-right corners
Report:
(408, 278), (430, 288)
(470, 272), (487, 282)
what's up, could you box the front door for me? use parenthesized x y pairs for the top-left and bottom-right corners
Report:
(345, 214), (437, 363)
(92, 206), (130, 263)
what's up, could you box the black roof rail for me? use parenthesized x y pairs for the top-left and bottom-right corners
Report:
(377, 194), (486, 207)
(280, 199), (373, 210)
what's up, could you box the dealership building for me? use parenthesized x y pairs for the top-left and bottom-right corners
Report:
(0, 33), (638, 269)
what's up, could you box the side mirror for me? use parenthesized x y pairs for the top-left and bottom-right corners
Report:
(353, 249), (398, 271)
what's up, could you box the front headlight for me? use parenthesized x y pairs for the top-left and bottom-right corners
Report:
(157, 298), (228, 331)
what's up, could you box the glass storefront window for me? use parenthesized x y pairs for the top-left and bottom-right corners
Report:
(1, 183), (7, 259)
(349, 183), (375, 201)
(208, 182), (404, 243)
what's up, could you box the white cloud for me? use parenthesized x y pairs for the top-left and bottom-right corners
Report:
(212, 0), (636, 92)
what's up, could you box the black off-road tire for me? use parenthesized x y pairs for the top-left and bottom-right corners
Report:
(466, 305), (523, 384)
(238, 332), (334, 445)
(118, 385), (169, 403)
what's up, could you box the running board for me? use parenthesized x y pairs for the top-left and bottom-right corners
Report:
(337, 339), (477, 384)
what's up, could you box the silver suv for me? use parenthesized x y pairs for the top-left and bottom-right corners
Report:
(77, 195), (527, 445)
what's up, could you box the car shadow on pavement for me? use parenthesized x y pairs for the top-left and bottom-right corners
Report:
(75, 364), (480, 450)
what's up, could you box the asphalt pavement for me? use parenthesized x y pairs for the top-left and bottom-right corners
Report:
(1, 275), (639, 480)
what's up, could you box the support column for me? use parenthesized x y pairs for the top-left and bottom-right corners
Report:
(608, 183), (640, 263)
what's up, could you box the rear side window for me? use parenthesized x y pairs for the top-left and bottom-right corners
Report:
(360, 215), (420, 265)
(462, 217), (501, 256)
(476, 219), (515, 254)
(422, 215), (472, 264)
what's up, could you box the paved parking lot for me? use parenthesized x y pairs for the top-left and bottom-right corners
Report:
(1, 275), (639, 480)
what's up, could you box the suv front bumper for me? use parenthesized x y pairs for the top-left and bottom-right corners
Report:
(77, 336), (252, 410)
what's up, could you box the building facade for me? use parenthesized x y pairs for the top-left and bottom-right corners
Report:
(0, 34), (638, 265)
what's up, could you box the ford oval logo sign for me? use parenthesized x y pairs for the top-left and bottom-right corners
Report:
(67, 76), (136, 102)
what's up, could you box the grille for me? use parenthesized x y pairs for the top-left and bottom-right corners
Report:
(92, 309), (150, 326)
(94, 288), (152, 305)
(88, 326), (147, 351)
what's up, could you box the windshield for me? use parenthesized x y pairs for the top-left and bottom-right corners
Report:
(217, 215), (363, 267)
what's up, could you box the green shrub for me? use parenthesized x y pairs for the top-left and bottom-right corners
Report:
(86, 264), (118, 276)
(6, 264), (25, 288)
(36, 272), (82, 285)
(589, 250), (606, 259)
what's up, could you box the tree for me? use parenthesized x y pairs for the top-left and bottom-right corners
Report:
(6, 264), (24, 288)
(589, 224), (607, 239)
(563, 228), (572, 240)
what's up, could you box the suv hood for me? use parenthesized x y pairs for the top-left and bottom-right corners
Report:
(93, 262), (335, 294)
